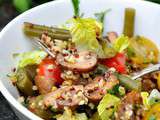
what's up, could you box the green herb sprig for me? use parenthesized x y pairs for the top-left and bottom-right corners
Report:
(71, 0), (80, 17)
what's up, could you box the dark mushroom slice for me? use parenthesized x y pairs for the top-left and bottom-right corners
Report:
(56, 51), (97, 72)
(44, 85), (88, 110)
(84, 74), (119, 102)
(84, 76), (105, 102)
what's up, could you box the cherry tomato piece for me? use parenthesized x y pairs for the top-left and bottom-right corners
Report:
(35, 58), (63, 94)
(101, 53), (127, 74)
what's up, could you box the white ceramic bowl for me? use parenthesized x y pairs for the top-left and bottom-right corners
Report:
(0, 0), (160, 119)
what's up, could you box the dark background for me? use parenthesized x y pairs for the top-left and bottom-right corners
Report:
(0, 1), (52, 120)
(0, 0), (159, 119)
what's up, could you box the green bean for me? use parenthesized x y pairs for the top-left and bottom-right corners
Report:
(28, 95), (52, 120)
(123, 8), (135, 37)
(23, 22), (71, 40)
(24, 22), (70, 34)
(16, 68), (33, 96)
(117, 74), (141, 91)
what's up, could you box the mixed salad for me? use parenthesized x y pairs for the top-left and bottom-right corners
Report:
(9, 0), (160, 120)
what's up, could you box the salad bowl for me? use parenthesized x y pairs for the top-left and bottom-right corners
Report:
(0, 0), (160, 120)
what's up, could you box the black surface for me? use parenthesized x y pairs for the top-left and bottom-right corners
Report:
(0, 1), (19, 119)
(0, 93), (19, 120)
(0, 7), (19, 119)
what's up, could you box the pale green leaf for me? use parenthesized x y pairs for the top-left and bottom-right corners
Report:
(98, 94), (120, 120)
(65, 17), (107, 58)
(17, 50), (47, 68)
(113, 35), (129, 52)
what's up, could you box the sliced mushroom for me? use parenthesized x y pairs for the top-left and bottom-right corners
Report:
(44, 85), (88, 110)
(84, 73), (119, 102)
(56, 51), (97, 72)
(84, 76), (105, 102)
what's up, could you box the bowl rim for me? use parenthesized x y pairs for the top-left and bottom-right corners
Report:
(0, 0), (160, 119)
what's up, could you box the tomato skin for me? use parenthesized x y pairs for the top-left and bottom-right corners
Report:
(38, 58), (63, 86)
(101, 53), (127, 74)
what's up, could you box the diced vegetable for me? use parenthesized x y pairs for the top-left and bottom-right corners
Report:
(117, 74), (141, 91)
(23, 22), (71, 40)
(38, 58), (62, 85)
(56, 108), (73, 120)
(56, 108), (88, 120)
(35, 58), (62, 94)
(16, 68), (33, 96)
(101, 53), (127, 74)
(123, 8), (135, 37)
(98, 94), (120, 120)
(17, 50), (47, 68)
